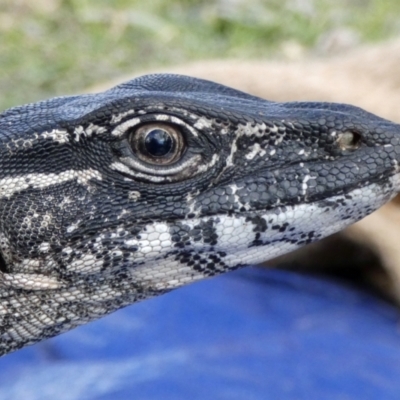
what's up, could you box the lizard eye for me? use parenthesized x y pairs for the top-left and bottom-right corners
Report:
(129, 123), (185, 165)
(111, 115), (204, 183)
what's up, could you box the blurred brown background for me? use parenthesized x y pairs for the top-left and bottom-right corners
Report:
(1, 0), (400, 110)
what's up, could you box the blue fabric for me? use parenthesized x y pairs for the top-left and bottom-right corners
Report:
(0, 267), (399, 400)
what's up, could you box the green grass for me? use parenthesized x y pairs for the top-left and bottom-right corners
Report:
(1, 0), (400, 110)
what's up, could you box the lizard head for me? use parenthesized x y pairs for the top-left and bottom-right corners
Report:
(0, 73), (399, 354)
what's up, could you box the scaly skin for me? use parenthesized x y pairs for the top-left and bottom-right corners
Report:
(0, 74), (399, 355)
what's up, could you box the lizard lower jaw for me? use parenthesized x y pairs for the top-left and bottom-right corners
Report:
(128, 172), (400, 292)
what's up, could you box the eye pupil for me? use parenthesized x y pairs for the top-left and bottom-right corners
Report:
(144, 129), (173, 157)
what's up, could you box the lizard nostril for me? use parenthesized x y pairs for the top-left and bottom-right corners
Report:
(337, 131), (362, 150)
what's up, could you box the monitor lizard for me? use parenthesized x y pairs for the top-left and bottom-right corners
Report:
(0, 73), (399, 356)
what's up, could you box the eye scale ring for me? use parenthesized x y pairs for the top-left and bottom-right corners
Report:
(129, 123), (185, 165)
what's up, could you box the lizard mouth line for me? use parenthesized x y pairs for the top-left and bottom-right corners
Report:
(190, 166), (400, 222)
(125, 173), (400, 275)
(127, 172), (400, 298)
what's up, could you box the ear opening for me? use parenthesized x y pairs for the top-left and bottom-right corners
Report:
(0, 251), (8, 273)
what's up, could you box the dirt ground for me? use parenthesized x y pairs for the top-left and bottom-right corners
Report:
(91, 39), (400, 302)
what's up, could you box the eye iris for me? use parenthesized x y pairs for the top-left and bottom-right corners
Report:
(144, 129), (173, 157)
